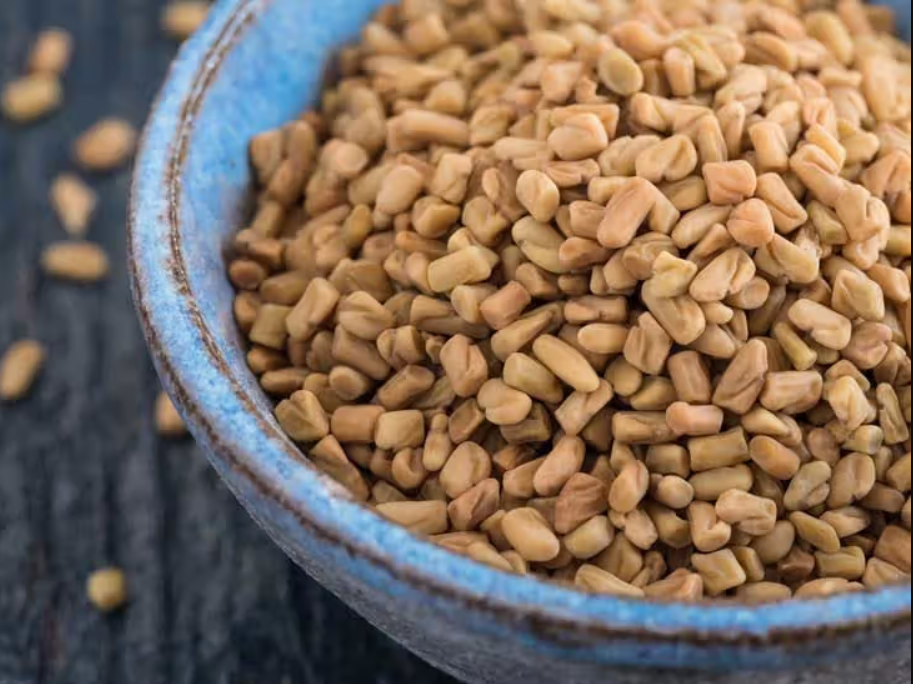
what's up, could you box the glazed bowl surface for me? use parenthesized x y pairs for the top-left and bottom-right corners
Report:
(128, 1), (912, 681)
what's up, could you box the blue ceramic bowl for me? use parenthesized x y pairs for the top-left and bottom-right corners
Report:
(129, 1), (911, 681)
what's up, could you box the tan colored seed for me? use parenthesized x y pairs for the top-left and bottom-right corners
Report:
(716, 489), (778, 536)
(41, 241), (110, 283)
(692, 549), (747, 596)
(532, 334), (600, 393)
(0, 340), (46, 402)
(790, 512), (840, 553)
(376, 500), (448, 535)
(375, 410), (425, 451)
(1, 73), (62, 122)
(162, 2), (210, 40)
(502, 507), (561, 562)
(50, 174), (97, 237)
(575, 564), (644, 597)
(73, 118), (137, 171)
(155, 392), (187, 437)
(87, 567), (128, 612)
(28, 28), (73, 75)
(597, 48), (644, 96)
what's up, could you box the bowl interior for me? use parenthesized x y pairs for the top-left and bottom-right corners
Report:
(131, 0), (912, 657)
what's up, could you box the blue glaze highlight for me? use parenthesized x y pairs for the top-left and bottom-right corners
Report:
(129, 1), (911, 680)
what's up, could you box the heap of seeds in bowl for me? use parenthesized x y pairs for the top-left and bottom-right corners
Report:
(228, 0), (912, 601)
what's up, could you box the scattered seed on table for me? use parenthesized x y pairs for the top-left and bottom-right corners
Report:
(50, 174), (97, 237)
(28, 28), (73, 76)
(73, 118), (137, 171)
(162, 2), (211, 41)
(41, 241), (110, 283)
(86, 567), (128, 612)
(155, 392), (187, 437)
(1, 74), (62, 122)
(0, 340), (46, 401)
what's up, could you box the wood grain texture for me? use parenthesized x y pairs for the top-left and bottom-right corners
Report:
(0, 1), (450, 682)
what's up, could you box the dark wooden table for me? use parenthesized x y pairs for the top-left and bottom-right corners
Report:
(0, 1), (453, 681)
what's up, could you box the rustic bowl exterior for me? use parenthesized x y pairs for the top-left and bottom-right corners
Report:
(129, 1), (911, 682)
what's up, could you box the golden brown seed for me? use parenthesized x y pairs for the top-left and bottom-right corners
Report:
(689, 501), (732, 553)
(87, 568), (128, 612)
(692, 549), (747, 596)
(155, 392), (187, 437)
(874, 526), (911, 574)
(609, 461), (650, 514)
(749, 436), (800, 480)
(548, 113), (609, 162)
(49, 174), (97, 237)
(703, 160), (757, 205)
(597, 48), (644, 97)
(427, 246), (496, 293)
(502, 507), (560, 563)
(760, 371), (824, 415)
(275, 390), (329, 442)
(439, 334), (489, 398)
(532, 335), (600, 393)
(751, 520), (796, 564)
(477, 379), (533, 427)
(375, 410), (425, 451)
(576, 564), (645, 597)
(791, 512), (840, 553)
(535, 436), (586, 498)
(715, 489), (777, 536)
(41, 241), (110, 283)
(376, 500), (448, 535)
(440, 442), (491, 499)
(666, 402), (723, 437)
(161, 2), (210, 40)
(73, 118), (137, 171)
(689, 428), (750, 473)
(1, 338), (46, 402)
(480, 282), (531, 331)
(728, 199), (775, 248)
(563, 514), (613, 559)
(554, 380), (613, 437)
(1, 73), (62, 122)
(28, 28), (73, 75)
(828, 453), (876, 509)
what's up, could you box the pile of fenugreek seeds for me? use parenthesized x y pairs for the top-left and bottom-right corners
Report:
(0, 2), (212, 612)
(228, 0), (911, 601)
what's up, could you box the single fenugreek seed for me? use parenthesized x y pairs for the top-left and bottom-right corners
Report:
(0, 340), (46, 401)
(162, 2), (210, 40)
(28, 28), (73, 76)
(41, 241), (110, 283)
(87, 567), (128, 612)
(155, 392), (187, 437)
(73, 118), (137, 171)
(50, 174), (97, 237)
(1, 74), (62, 122)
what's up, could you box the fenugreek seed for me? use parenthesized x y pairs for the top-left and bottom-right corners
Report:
(576, 564), (644, 597)
(50, 173), (98, 237)
(532, 335), (599, 393)
(28, 28), (73, 75)
(41, 241), (110, 283)
(377, 500), (448, 535)
(828, 453), (875, 509)
(597, 48), (644, 97)
(155, 392), (187, 437)
(790, 512), (840, 553)
(162, 2), (210, 40)
(716, 489), (777, 537)
(690, 465), (754, 502)
(692, 549), (747, 596)
(73, 118), (137, 171)
(875, 525), (911, 574)
(748, 436), (800, 480)
(563, 514), (612, 559)
(689, 428), (750, 473)
(502, 507), (560, 562)
(1, 74), (62, 122)
(534, 436), (585, 498)
(0, 339), (46, 402)
(375, 410), (425, 451)
(87, 568), (128, 612)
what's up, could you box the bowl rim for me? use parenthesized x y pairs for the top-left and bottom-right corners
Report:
(129, 0), (912, 651)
